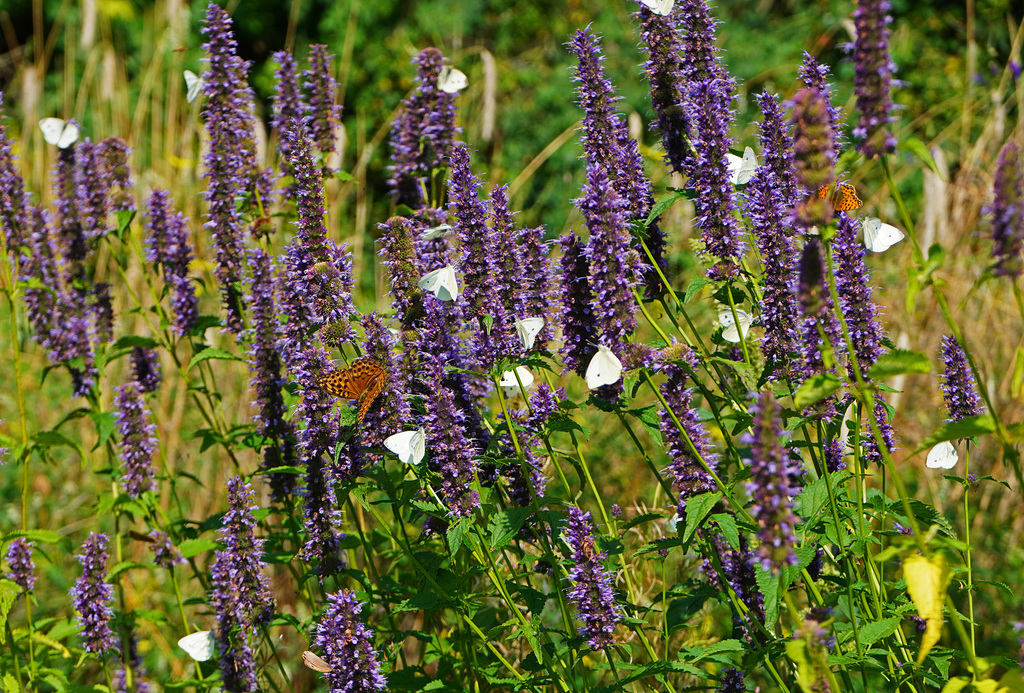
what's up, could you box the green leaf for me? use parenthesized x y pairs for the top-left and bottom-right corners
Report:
(904, 553), (951, 664)
(116, 208), (137, 235)
(859, 616), (901, 645)
(709, 513), (739, 551)
(793, 373), (843, 410)
(666, 581), (718, 631)
(624, 404), (664, 447)
(487, 508), (533, 550)
(113, 335), (160, 350)
(911, 415), (996, 455)
(4, 529), (61, 544)
(682, 492), (722, 544)
(333, 169), (357, 183)
(621, 512), (663, 531)
(178, 539), (219, 559)
(188, 346), (245, 371)
(31, 429), (84, 461)
(684, 276), (711, 304)
(447, 517), (468, 554)
(90, 411), (117, 451)
(109, 560), (148, 581)
(867, 349), (932, 379)
(755, 566), (780, 627)
(647, 190), (689, 225)
(691, 638), (744, 662)
(0, 579), (20, 644)
(898, 137), (945, 179)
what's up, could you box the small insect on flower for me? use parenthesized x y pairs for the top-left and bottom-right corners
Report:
(184, 70), (205, 103)
(437, 66), (468, 93)
(862, 217), (905, 253)
(816, 182), (864, 212)
(316, 357), (388, 423)
(302, 650), (334, 673)
(178, 630), (216, 661)
(384, 428), (426, 465)
(39, 118), (79, 149)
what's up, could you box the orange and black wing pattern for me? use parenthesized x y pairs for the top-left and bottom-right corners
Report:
(816, 181), (863, 212)
(315, 357), (388, 423)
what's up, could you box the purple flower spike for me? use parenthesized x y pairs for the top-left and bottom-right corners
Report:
(658, 353), (719, 519)
(568, 28), (622, 180)
(789, 87), (836, 229)
(145, 190), (198, 336)
(379, 216), (424, 330)
(564, 506), (622, 650)
(70, 533), (118, 655)
(313, 590), (387, 692)
(833, 213), (885, 369)
(305, 45), (342, 162)
(201, 2), (263, 333)
(271, 50), (307, 179)
(799, 54), (844, 147)
(796, 239), (844, 411)
(130, 347), (161, 394)
(247, 248), (295, 498)
(448, 144), (491, 316)
(114, 383), (158, 498)
(100, 137), (135, 214)
(988, 139), (1024, 278)
(703, 530), (766, 639)
(559, 233), (598, 376)
(745, 392), (801, 573)
(281, 117), (330, 262)
(940, 335), (984, 422)
(635, 4), (690, 173)
(852, 0), (897, 158)
(422, 334), (481, 517)
(76, 140), (113, 243)
(387, 48), (460, 208)
(580, 164), (640, 355)
(20, 207), (58, 342)
(756, 91), (798, 208)
(149, 530), (185, 569)
(717, 668), (745, 693)
(6, 538), (35, 593)
(516, 224), (557, 348)
(0, 93), (31, 252)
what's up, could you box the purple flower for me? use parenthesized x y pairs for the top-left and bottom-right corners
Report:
(70, 533), (118, 655)
(717, 668), (745, 693)
(99, 137), (135, 214)
(20, 207), (58, 341)
(515, 224), (557, 348)
(745, 164), (798, 375)
(149, 530), (185, 569)
(678, 0), (728, 85)
(114, 382), (158, 498)
(201, 3), (260, 333)
(635, 4), (690, 173)
(131, 347), (162, 394)
(145, 189), (198, 336)
(658, 351), (719, 519)
(852, 0), (897, 158)
(6, 538), (35, 593)
(703, 529), (765, 638)
(756, 90), (798, 209)
(313, 590), (387, 692)
(388, 48), (459, 208)
(305, 45), (342, 161)
(796, 239), (844, 405)
(799, 54), (844, 148)
(824, 438), (846, 472)
(92, 282), (114, 344)
(422, 321), (481, 517)
(564, 506), (622, 649)
(580, 164), (640, 356)
(0, 93), (30, 252)
(789, 87), (836, 229)
(379, 215), (425, 330)
(558, 233), (598, 376)
(448, 144), (491, 318)
(988, 139), (1024, 278)
(745, 392), (801, 573)
(271, 50), (307, 180)
(76, 140), (112, 242)
(833, 213), (885, 368)
(247, 248), (295, 498)
(281, 117), (331, 262)
(939, 335), (984, 421)
(360, 312), (411, 450)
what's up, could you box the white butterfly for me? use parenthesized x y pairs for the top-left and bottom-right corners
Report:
(585, 345), (623, 389)
(925, 441), (958, 470)
(638, 0), (675, 15)
(418, 265), (459, 302)
(862, 217), (905, 253)
(438, 66), (468, 94)
(384, 428), (426, 465)
(515, 316), (545, 350)
(302, 650), (333, 673)
(420, 224), (454, 241)
(718, 308), (752, 343)
(178, 630), (216, 661)
(725, 146), (757, 186)
(38, 118), (80, 149)
(499, 366), (534, 399)
(184, 70), (205, 104)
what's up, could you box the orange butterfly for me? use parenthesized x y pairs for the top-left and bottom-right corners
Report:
(315, 357), (387, 423)
(816, 181), (863, 212)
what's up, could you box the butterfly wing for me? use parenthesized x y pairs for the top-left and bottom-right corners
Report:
(302, 650), (334, 673)
(438, 66), (468, 93)
(418, 266), (459, 302)
(184, 70), (204, 103)
(832, 182), (863, 211)
(384, 428), (426, 464)
(863, 217), (904, 252)
(926, 442), (958, 469)
(515, 316), (545, 350)
(585, 345), (623, 389)
(39, 118), (79, 149)
(178, 630), (216, 661)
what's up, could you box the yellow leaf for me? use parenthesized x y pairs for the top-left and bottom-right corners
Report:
(904, 553), (951, 665)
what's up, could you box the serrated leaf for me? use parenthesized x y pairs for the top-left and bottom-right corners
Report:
(4, 529), (61, 544)
(647, 190), (689, 225)
(0, 579), (20, 644)
(621, 512), (663, 532)
(333, 169), (357, 183)
(682, 492), (722, 544)
(109, 561), (147, 580)
(113, 335), (160, 350)
(858, 616), (900, 645)
(755, 565), (780, 627)
(709, 513), (739, 551)
(625, 404), (664, 446)
(116, 208), (136, 234)
(684, 276), (711, 304)
(187, 347), (245, 371)
(447, 517), (468, 555)
(90, 411), (117, 451)
(911, 415), (996, 455)
(793, 373), (843, 410)
(487, 507), (533, 549)
(867, 349), (932, 379)
(178, 538), (218, 559)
